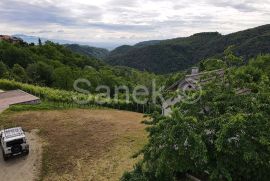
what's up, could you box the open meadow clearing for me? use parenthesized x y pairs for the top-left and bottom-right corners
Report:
(0, 109), (147, 181)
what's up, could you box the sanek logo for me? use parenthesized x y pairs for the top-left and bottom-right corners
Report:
(72, 77), (203, 112)
(71, 67), (213, 115)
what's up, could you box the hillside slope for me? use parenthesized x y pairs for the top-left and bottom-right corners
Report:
(0, 40), (161, 92)
(65, 44), (109, 60)
(106, 24), (270, 74)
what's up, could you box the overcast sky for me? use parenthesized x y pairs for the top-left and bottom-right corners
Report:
(1, 0), (270, 48)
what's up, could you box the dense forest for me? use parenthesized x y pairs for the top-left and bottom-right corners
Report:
(0, 40), (162, 93)
(122, 53), (270, 181)
(64, 44), (109, 60)
(106, 24), (270, 74)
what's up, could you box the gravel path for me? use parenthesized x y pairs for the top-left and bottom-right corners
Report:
(0, 129), (42, 181)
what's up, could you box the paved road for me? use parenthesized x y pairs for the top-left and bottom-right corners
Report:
(0, 130), (42, 181)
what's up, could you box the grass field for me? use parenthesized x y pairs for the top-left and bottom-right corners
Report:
(0, 109), (147, 181)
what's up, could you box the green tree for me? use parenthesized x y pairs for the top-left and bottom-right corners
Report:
(123, 55), (270, 181)
(27, 62), (53, 85)
(0, 61), (8, 78)
(224, 46), (243, 67)
(200, 58), (227, 71)
(11, 64), (29, 82)
(52, 66), (74, 90)
(26, 63), (39, 83)
(38, 38), (42, 46)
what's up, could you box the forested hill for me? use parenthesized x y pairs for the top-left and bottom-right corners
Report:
(64, 44), (109, 60)
(106, 24), (270, 74)
(0, 40), (161, 92)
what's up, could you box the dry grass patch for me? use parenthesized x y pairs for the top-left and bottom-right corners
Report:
(0, 109), (147, 181)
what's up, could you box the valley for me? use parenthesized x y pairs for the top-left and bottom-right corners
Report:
(1, 22), (270, 181)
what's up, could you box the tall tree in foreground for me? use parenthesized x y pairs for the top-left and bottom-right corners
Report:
(122, 55), (270, 181)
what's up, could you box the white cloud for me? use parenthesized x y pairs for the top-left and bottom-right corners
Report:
(0, 0), (270, 48)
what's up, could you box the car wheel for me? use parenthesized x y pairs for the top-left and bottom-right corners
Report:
(25, 149), (29, 155)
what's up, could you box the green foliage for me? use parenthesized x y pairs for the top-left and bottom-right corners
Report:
(106, 25), (270, 74)
(162, 71), (186, 90)
(11, 64), (29, 82)
(26, 61), (53, 85)
(0, 79), (161, 114)
(7, 102), (72, 112)
(0, 41), (34, 67)
(125, 55), (270, 181)
(224, 45), (244, 67)
(52, 66), (74, 89)
(199, 59), (227, 71)
(0, 61), (8, 77)
(65, 44), (109, 60)
(0, 79), (93, 103)
(121, 163), (148, 181)
(0, 40), (162, 92)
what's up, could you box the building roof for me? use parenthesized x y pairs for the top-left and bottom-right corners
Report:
(166, 69), (225, 91)
(0, 89), (40, 107)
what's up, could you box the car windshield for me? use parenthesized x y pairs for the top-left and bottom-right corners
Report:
(6, 139), (24, 147)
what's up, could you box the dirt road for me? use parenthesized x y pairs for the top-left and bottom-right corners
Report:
(0, 129), (42, 181)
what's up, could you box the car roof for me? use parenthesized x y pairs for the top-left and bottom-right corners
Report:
(1, 127), (25, 142)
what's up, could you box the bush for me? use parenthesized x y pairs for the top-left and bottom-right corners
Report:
(121, 163), (148, 181)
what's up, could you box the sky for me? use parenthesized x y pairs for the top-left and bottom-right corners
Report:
(0, 0), (270, 49)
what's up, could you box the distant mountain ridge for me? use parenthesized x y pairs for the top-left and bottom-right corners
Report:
(13, 24), (270, 73)
(134, 40), (161, 47)
(13, 34), (119, 50)
(105, 24), (270, 74)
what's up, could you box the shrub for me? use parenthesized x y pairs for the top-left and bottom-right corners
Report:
(124, 55), (270, 181)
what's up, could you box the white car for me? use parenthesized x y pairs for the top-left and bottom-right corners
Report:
(0, 127), (29, 161)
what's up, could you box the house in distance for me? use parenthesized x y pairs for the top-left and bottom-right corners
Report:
(162, 67), (225, 116)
